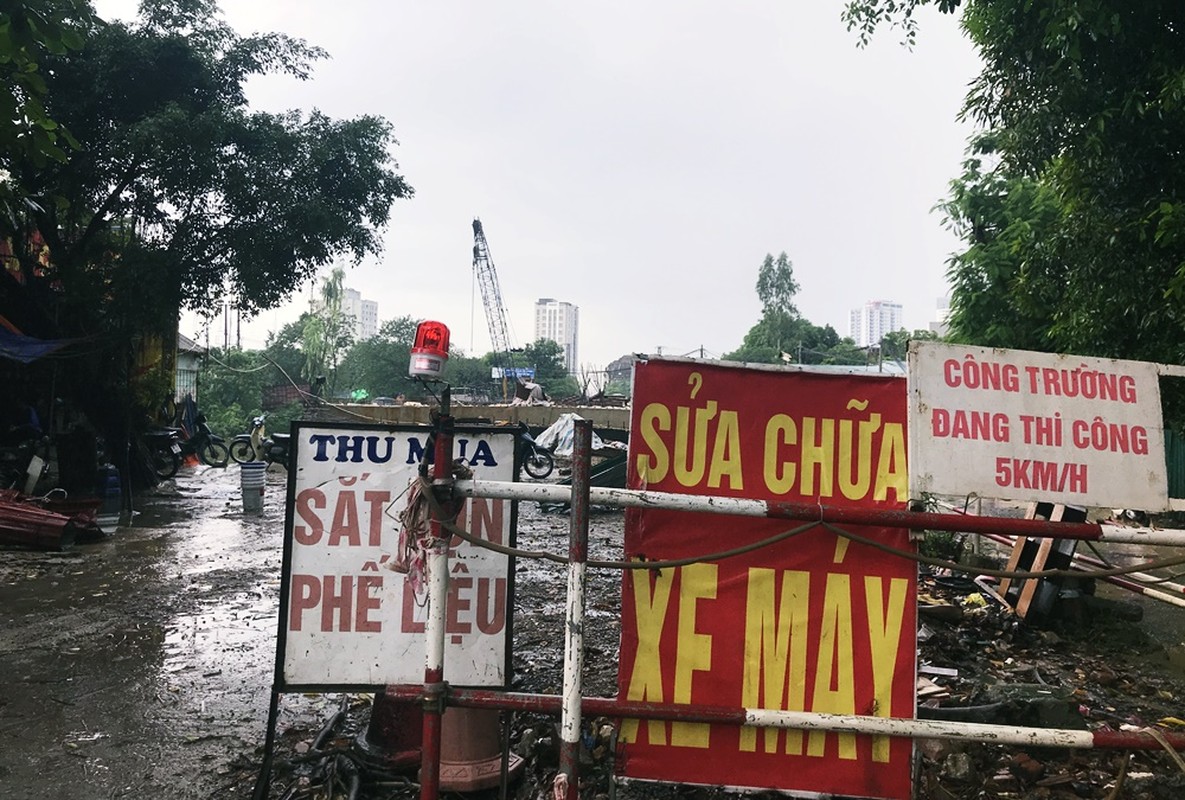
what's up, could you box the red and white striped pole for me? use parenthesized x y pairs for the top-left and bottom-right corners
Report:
(979, 531), (1185, 609)
(420, 396), (454, 800)
(382, 685), (1185, 753)
(555, 420), (592, 800)
(457, 480), (1185, 547)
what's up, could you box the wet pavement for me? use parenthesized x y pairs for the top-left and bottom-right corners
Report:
(0, 464), (297, 799)
(0, 462), (626, 800)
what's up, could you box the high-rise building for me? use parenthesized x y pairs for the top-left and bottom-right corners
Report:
(930, 294), (951, 338)
(849, 300), (904, 348)
(341, 287), (379, 341)
(534, 298), (579, 374)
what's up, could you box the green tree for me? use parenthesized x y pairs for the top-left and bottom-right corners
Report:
(728, 251), (854, 365)
(378, 316), (420, 345)
(443, 351), (498, 401)
(0, 0), (95, 179)
(879, 327), (940, 362)
(726, 253), (803, 363)
(337, 315), (424, 399)
(302, 266), (354, 391)
(845, 1), (1185, 371)
(198, 348), (269, 435)
(0, 0), (411, 442)
(9, 1), (411, 319)
(756, 252), (800, 318)
(263, 315), (312, 384)
(520, 338), (579, 399)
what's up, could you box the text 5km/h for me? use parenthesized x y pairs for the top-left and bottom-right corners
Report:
(995, 457), (1087, 493)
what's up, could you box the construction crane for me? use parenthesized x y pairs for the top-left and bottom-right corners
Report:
(471, 219), (520, 399)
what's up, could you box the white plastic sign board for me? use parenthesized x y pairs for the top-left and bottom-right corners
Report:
(278, 423), (515, 688)
(908, 341), (1168, 510)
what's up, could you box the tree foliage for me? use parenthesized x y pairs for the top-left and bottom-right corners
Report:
(843, 0), (962, 47)
(846, 0), (1185, 373)
(879, 327), (940, 362)
(756, 252), (800, 318)
(264, 315), (312, 383)
(337, 315), (423, 400)
(198, 347), (269, 435)
(4, 0), (411, 336)
(0, 0), (412, 445)
(302, 266), (353, 389)
(726, 252), (870, 366)
(520, 338), (580, 398)
(0, 0), (95, 177)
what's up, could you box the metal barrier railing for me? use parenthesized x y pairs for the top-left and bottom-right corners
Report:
(400, 418), (1185, 800)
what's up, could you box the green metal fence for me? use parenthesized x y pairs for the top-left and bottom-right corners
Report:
(1168, 429), (1185, 499)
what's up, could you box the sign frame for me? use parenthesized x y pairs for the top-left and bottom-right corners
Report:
(618, 358), (917, 799)
(908, 341), (1169, 510)
(272, 420), (518, 693)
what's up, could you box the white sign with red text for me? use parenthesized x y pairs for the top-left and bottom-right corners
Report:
(279, 424), (515, 688)
(909, 342), (1168, 510)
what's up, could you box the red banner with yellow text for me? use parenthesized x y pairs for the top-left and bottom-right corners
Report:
(618, 360), (915, 798)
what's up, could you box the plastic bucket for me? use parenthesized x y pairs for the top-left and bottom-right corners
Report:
(97, 466), (121, 514)
(240, 461), (266, 512)
(96, 465), (122, 532)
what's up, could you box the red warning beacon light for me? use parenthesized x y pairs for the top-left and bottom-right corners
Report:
(409, 320), (450, 379)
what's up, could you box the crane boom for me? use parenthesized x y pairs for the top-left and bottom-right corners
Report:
(471, 218), (516, 377)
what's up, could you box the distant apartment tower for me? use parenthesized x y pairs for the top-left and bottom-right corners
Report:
(850, 300), (904, 347)
(930, 294), (951, 338)
(534, 298), (579, 373)
(342, 287), (379, 341)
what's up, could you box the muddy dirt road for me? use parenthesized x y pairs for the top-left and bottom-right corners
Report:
(0, 464), (625, 799)
(0, 466), (309, 798)
(5, 463), (1185, 799)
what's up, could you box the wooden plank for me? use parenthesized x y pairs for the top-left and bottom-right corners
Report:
(1014, 504), (1066, 619)
(999, 502), (1040, 599)
(1015, 537), (1054, 618)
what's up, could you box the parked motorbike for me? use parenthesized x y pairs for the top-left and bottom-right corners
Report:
(144, 413), (229, 479)
(228, 415), (264, 464)
(259, 427), (290, 470)
(182, 414), (230, 467)
(143, 428), (183, 480)
(518, 422), (555, 479)
(229, 415), (289, 469)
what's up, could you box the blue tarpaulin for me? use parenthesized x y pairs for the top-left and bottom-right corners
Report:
(0, 327), (73, 363)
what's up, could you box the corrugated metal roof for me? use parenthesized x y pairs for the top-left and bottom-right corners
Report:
(178, 332), (206, 355)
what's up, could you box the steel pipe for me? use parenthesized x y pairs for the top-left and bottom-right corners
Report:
(979, 531), (1185, 609)
(456, 480), (1185, 546)
(420, 405), (455, 800)
(382, 686), (1185, 752)
(556, 420), (592, 800)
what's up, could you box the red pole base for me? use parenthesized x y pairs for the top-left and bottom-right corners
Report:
(435, 707), (524, 792)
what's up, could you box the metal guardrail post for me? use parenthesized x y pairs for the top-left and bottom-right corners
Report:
(420, 396), (455, 800)
(556, 420), (592, 800)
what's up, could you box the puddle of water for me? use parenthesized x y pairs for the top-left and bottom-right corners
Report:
(153, 591), (280, 743)
(162, 593), (276, 671)
(164, 515), (270, 576)
(1085, 540), (1185, 647)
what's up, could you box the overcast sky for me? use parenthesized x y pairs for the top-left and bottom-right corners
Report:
(96, 1), (982, 368)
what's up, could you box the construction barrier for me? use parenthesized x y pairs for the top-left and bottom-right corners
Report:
(254, 351), (1185, 800)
